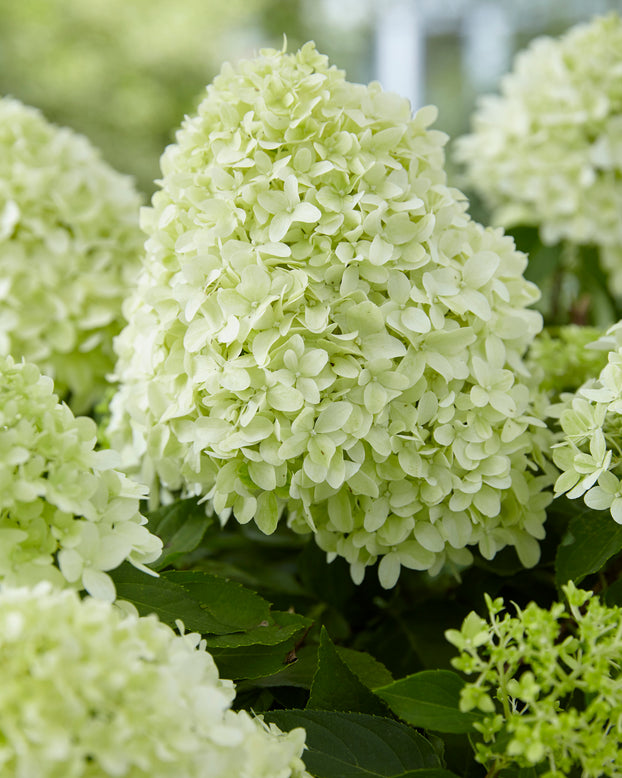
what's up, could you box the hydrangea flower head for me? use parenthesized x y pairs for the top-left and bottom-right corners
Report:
(456, 14), (622, 291)
(0, 355), (162, 600)
(0, 96), (143, 412)
(446, 583), (622, 777)
(0, 583), (309, 777)
(552, 320), (622, 521)
(110, 43), (552, 587)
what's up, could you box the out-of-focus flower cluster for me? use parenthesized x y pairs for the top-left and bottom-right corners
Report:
(527, 325), (607, 399)
(446, 583), (622, 778)
(0, 0), (269, 191)
(0, 583), (309, 778)
(552, 321), (622, 521)
(0, 355), (161, 600)
(110, 43), (553, 589)
(0, 96), (143, 412)
(456, 14), (622, 292)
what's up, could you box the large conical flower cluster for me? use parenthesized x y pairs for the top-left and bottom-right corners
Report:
(0, 355), (162, 600)
(110, 43), (552, 587)
(455, 14), (622, 293)
(0, 583), (309, 778)
(0, 96), (143, 412)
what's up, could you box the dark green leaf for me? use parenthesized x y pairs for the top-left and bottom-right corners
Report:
(203, 610), (311, 648)
(252, 644), (319, 688)
(307, 627), (390, 716)
(265, 709), (453, 778)
(161, 570), (271, 631)
(555, 509), (622, 586)
(604, 577), (622, 606)
(208, 642), (299, 680)
(338, 646), (394, 690)
(394, 773), (460, 778)
(375, 670), (481, 733)
(146, 498), (212, 570)
(111, 564), (272, 634)
(297, 540), (359, 609)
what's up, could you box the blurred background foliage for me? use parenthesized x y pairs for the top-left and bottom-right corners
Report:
(2, 0), (620, 195)
(3, 0), (622, 326)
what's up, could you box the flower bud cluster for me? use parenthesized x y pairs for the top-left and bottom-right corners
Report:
(446, 582), (622, 777)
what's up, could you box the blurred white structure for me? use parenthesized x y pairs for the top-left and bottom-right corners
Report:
(374, 0), (425, 109)
(364, 0), (619, 104)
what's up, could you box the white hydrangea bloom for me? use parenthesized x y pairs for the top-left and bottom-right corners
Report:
(552, 321), (622, 522)
(0, 96), (143, 412)
(0, 355), (162, 600)
(0, 583), (309, 778)
(455, 14), (622, 292)
(110, 43), (553, 588)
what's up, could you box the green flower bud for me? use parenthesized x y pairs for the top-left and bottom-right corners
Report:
(449, 582), (622, 777)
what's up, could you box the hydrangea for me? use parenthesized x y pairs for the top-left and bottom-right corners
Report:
(527, 325), (607, 398)
(0, 355), (162, 600)
(0, 96), (143, 412)
(455, 14), (622, 292)
(551, 321), (622, 520)
(446, 583), (622, 777)
(109, 43), (553, 588)
(0, 583), (309, 778)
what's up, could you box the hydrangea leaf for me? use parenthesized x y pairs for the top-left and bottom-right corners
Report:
(147, 498), (213, 571)
(111, 564), (273, 634)
(375, 670), (483, 733)
(307, 627), (390, 716)
(203, 609), (311, 648)
(265, 709), (453, 778)
(555, 508), (622, 586)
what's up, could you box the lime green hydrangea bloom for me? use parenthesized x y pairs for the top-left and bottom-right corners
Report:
(551, 321), (622, 520)
(0, 583), (309, 778)
(110, 43), (553, 588)
(446, 582), (622, 777)
(0, 356), (162, 600)
(456, 14), (622, 292)
(527, 325), (607, 398)
(0, 96), (143, 412)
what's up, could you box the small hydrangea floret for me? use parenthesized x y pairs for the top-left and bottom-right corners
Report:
(110, 43), (552, 587)
(0, 96), (143, 411)
(0, 355), (162, 600)
(456, 14), (622, 293)
(446, 582), (622, 777)
(0, 583), (309, 777)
